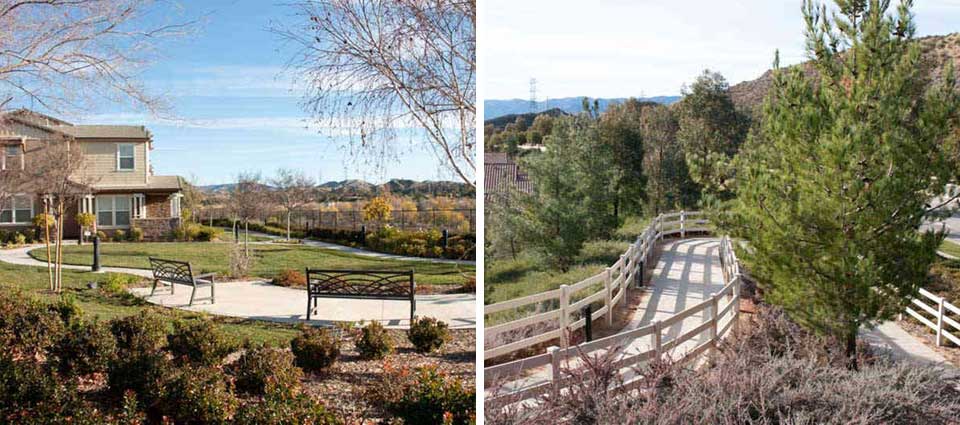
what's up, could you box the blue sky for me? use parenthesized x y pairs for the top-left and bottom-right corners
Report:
(484, 0), (960, 100)
(44, 1), (462, 186)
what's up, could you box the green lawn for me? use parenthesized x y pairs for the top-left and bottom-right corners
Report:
(31, 242), (474, 286)
(940, 239), (960, 258)
(0, 261), (299, 345)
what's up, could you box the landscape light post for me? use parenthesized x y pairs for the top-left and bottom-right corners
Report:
(92, 235), (101, 272)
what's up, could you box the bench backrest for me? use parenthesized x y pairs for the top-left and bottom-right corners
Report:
(149, 257), (195, 286)
(305, 269), (414, 300)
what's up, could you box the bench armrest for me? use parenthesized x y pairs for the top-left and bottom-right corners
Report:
(195, 273), (217, 281)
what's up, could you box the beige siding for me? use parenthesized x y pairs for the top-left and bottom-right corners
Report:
(0, 122), (53, 139)
(79, 141), (148, 187)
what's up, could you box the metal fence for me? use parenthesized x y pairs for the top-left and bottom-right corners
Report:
(197, 208), (476, 233)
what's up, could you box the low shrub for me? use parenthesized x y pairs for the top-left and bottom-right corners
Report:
(128, 227), (144, 242)
(381, 366), (475, 425)
(49, 295), (84, 326)
(50, 321), (117, 378)
(96, 230), (107, 241)
(235, 390), (341, 425)
(0, 292), (64, 356)
(229, 245), (254, 278)
(355, 321), (393, 360)
(106, 351), (173, 409)
(408, 317), (450, 353)
(196, 226), (223, 242)
(290, 327), (341, 373)
(0, 354), (89, 423)
(167, 319), (235, 366)
(112, 229), (126, 242)
(161, 367), (238, 425)
(13, 232), (26, 246)
(230, 345), (303, 396)
(99, 273), (139, 296)
(109, 310), (168, 355)
(365, 227), (476, 260)
(274, 269), (307, 287)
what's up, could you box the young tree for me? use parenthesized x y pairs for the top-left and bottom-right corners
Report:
(230, 172), (267, 256)
(30, 139), (99, 293)
(676, 70), (749, 198)
(730, 0), (960, 363)
(500, 116), (616, 271)
(269, 168), (315, 240)
(280, 0), (476, 186)
(598, 98), (651, 218)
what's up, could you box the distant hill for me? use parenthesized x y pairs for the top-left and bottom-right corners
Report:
(728, 33), (960, 111)
(484, 95), (680, 120)
(484, 108), (569, 130)
(200, 178), (474, 199)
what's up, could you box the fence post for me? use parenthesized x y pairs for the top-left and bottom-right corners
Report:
(680, 210), (686, 238)
(548, 346), (561, 399)
(658, 214), (664, 241)
(559, 284), (569, 349)
(710, 292), (719, 347)
(583, 305), (593, 342)
(653, 320), (662, 360)
(732, 276), (741, 334)
(937, 298), (945, 347)
(604, 267), (613, 326)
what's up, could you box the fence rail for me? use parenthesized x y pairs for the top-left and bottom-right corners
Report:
(905, 286), (960, 347)
(484, 211), (743, 405)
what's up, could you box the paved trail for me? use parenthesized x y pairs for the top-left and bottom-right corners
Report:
(0, 244), (476, 329)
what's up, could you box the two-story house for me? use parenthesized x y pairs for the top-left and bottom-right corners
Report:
(0, 109), (184, 240)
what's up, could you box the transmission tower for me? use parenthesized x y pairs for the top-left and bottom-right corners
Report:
(529, 78), (538, 113)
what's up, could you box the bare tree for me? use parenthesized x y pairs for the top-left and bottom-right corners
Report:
(279, 0), (476, 186)
(229, 171), (267, 255)
(29, 139), (98, 293)
(269, 168), (315, 240)
(0, 0), (193, 114)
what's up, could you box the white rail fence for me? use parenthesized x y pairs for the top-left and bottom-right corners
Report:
(904, 287), (960, 347)
(484, 212), (742, 404)
(484, 211), (710, 360)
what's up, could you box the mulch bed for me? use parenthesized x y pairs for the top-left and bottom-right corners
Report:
(303, 328), (476, 422)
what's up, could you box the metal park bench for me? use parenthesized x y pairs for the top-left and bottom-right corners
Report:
(305, 269), (415, 321)
(149, 257), (216, 306)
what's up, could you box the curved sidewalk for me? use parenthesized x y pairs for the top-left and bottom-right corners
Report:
(224, 228), (475, 265)
(0, 245), (476, 329)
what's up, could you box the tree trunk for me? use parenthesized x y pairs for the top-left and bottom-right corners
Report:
(55, 201), (65, 293)
(43, 201), (53, 293)
(244, 221), (249, 257)
(845, 329), (859, 371)
(287, 212), (291, 240)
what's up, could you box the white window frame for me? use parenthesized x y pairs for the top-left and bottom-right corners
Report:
(0, 194), (34, 225)
(132, 194), (146, 219)
(170, 193), (183, 218)
(116, 144), (135, 172)
(96, 195), (132, 229)
(2, 144), (22, 171)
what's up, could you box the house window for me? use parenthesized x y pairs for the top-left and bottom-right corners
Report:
(2, 145), (20, 171)
(170, 193), (182, 218)
(117, 144), (135, 171)
(0, 195), (33, 224)
(96, 195), (131, 228)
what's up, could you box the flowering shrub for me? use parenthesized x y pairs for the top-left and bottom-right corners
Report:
(274, 269), (307, 287)
(408, 317), (450, 353)
(355, 321), (393, 360)
(231, 345), (303, 396)
(291, 327), (341, 372)
(167, 319), (235, 366)
(376, 364), (475, 425)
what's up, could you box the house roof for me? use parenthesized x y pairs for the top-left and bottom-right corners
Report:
(95, 175), (182, 193)
(484, 153), (532, 196)
(51, 125), (150, 139)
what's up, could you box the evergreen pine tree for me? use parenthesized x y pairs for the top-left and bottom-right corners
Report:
(731, 0), (960, 362)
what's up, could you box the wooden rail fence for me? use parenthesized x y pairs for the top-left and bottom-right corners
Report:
(484, 211), (741, 404)
(904, 286), (960, 347)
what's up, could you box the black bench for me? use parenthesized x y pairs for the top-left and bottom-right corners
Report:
(149, 257), (216, 306)
(305, 269), (415, 321)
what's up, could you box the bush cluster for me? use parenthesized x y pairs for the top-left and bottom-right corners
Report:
(50, 321), (117, 378)
(355, 321), (394, 360)
(290, 327), (341, 372)
(99, 273), (140, 296)
(172, 222), (223, 242)
(274, 269), (307, 287)
(408, 317), (450, 353)
(235, 391), (341, 425)
(231, 345), (303, 396)
(0, 229), (34, 246)
(365, 226), (475, 260)
(378, 365), (475, 425)
(162, 367), (239, 424)
(109, 310), (167, 355)
(167, 319), (236, 366)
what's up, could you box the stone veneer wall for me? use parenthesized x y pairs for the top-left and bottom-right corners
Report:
(132, 218), (181, 241)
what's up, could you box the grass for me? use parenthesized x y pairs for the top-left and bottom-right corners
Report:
(0, 261), (298, 345)
(940, 239), (960, 258)
(30, 242), (474, 286)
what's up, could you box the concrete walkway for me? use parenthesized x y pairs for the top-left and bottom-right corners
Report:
(0, 244), (476, 329)
(861, 321), (951, 366)
(225, 228), (475, 266)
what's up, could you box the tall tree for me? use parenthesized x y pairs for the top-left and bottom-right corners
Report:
(269, 168), (315, 240)
(730, 0), (960, 362)
(599, 98), (650, 218)
(676, 70), (749, 198)
(640, 104), (694, 214)
(230, 172), (268, 255)
(280, 0), (476, 186)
